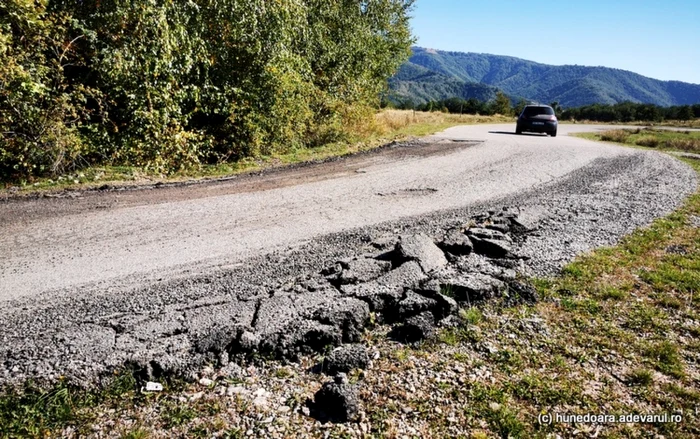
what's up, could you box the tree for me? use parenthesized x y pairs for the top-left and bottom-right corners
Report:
(491, 91), (512, 116)
(2, 0), (418, 180)
(513, 99), (528, 117)
(677, 105), (694, 121)
(549, 101), (562, 116)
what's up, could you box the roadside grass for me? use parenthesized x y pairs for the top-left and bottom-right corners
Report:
(578, 127), (700, 153)
(1, 110), (510, 195)
(417, 155), (699, 437)
(564, 118), (700, 129)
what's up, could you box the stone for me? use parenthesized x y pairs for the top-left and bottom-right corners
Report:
(341, 261), (426, 312)
(392, 311), (436, 343)
(313, 373), (360, 423)
(470, 236), (513, 259)
(323, 344), (371, 375)
(437, 273), (505, 303)
(485, 223), (510, 234)
(504, 280), (539, 304)
(466, 227), (512, 243)
(396, 234), (448, 273)
(336, 258), (391, 285)
(391, 290), (438, 321)
(437, 229), (473, 256)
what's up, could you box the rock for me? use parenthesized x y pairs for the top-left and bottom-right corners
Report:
(470, 236), (513, 259)
(390, 290), (438, 321)
(198, 377), (214, 387)
(437, 229), (473, 256)
(437, 273), (505, 303)
(370, 235), (399, 250)
(323, 344), (370, 375)
(504, 280), (539, 304)
(313, 373), (360, 423)
(466, 227), (512, 243)
(392, 311), (436, 343)
(341, 261), (426, 312)
(312, 299), (370, 343)
(485, 223), (510, 234)
(336, 258), (391, 285)
(508, 217), (537, 235)
(396, 234), (448, 273)
(414, 282), (459, 320)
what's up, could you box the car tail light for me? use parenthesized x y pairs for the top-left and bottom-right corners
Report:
(549, 115), (557, 121)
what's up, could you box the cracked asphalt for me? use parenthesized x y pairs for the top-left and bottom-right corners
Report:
(0, 123), (696, 386)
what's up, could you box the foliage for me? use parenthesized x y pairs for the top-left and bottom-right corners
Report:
(1, 0), (416, 181)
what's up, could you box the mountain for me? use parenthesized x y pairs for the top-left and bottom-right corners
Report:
(388, 47), (700, 108)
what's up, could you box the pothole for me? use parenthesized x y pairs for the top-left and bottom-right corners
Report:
(376, 188), (439, 198)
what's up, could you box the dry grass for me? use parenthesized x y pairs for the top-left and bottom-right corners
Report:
(374, 109), (509, 133)
(585, 128), (700, 153)
(635, 135), (661, 148)
(666, 138), (700, 152)
(600, 129), (630, 143)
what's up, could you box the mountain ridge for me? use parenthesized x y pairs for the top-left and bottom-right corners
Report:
(389, 47), (700, 108)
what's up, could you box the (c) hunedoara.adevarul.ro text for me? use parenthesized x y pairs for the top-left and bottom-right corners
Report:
(537, 412), (683, 425)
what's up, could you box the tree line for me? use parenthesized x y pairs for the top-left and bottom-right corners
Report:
(389, 95), (700, 122)
(0, 0), (415, 181)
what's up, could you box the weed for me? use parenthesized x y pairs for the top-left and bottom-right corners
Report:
(627, 368), (654, 387)
(160, 401), (198, 428)
(459, 307), (483, 325)
(121, 427), (150, 439)
(600, 129), (630, 143)
(644, 341), (684, 378)
(635, 135), (660, 147)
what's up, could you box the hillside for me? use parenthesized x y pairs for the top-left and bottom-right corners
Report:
(389, 47), (700, 108)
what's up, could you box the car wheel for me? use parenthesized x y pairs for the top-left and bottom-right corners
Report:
(551, 130), (557, 137)
(516, 127), (522, 135)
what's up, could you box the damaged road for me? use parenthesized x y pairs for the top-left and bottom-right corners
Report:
(0, 123), (696, 387)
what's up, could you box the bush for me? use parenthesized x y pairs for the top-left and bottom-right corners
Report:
(600, 130), (630, 143)
(665, 138), (700, 152)
(1, 0), (416, 181)
(0, 0), (98, 180)
(635, 136), (660, 148)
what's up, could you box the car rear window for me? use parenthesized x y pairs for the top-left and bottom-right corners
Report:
(523, 106), (554, 116)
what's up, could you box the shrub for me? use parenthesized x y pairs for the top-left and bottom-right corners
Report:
(635, 135), (660, 148)
(665, 138), (700, 152)
(600, 130), (630, 143)
(1, 0), (417, 181)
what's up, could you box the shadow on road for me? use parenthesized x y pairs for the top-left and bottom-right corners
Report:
(488, 131), (548, 137)
(488, 131), (517, 135)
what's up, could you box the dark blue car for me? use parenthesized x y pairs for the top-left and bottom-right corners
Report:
(516, 105), (558, 137)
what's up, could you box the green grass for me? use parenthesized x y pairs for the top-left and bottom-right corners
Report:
(577, 127), (700, 153)
(0, 371), (138, 438)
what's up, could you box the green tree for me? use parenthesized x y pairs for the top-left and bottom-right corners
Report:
(513, 99), (528, 117)
(677, 105), (694, 121)
(491, 91), (512, 116)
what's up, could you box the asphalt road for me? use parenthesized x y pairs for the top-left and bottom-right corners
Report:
(0, 124), (689, 301)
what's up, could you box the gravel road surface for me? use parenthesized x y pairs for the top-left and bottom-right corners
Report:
(0, 123), (696, 385)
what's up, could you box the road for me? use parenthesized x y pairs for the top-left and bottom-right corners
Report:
(0, 124), (689, 301)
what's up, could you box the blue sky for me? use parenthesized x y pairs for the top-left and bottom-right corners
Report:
(410, 0), (700, 84)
